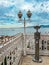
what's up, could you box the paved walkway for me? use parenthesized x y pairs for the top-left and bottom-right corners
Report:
(21, 55), (49, 65)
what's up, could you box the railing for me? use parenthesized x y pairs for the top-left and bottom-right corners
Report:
(0, 33), (23, 65)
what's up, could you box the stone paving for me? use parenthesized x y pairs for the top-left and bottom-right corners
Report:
(21, 55), (49, 65)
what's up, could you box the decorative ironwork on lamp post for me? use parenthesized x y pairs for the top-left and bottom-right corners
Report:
(18, 10), (32, 56)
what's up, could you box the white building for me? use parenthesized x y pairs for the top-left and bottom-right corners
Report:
(0, 33), (49, 65)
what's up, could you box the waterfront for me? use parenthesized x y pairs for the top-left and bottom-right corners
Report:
(0, 27), (49, 36)
(0, 0), (49, 65)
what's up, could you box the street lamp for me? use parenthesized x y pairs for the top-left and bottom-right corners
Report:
(27, 10), (32, 19)
(18, 10), (32, 56)
(18, 11), (23, 20)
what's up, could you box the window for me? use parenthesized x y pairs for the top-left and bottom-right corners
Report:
(47, 40), (49, 45)
(10, 61), (12, 65)
(47, 40), (49, 50)
(47, 46), (49, 50)
(42, 40), (44, 50)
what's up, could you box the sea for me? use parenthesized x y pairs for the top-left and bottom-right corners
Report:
(0, 27), (49, 36)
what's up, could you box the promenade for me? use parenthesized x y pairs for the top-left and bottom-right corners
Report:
(21, 55), (49, 65)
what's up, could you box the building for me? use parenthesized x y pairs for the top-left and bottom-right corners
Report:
(0, 33), (49, 65)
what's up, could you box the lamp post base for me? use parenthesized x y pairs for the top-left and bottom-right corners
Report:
(32, 56), (42, 63)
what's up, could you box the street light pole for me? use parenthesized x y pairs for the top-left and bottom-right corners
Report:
(23, 18), (26, 56)
(18, 10), (32, 56)
(23, 18), (26, 40)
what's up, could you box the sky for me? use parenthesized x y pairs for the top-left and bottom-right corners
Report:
(0, 0), (49, 28)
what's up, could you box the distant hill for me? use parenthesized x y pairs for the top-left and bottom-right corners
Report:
(40, 25), (49, 28)
(26, 25), (49, 28)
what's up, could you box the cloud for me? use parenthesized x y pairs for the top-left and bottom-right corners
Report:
(0, 23), (23, 28)
(36, 12), (49, 19)
(0, 0), (49, 28)
(20, 1), (49, 13)
(21, 3), (33, 11)
(0, 0), (14, 7)
(35, 0), (49, 2)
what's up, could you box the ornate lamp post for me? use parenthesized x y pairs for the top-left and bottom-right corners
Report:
(32, 26), (42, 63)
(18, 10), (32, 56)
